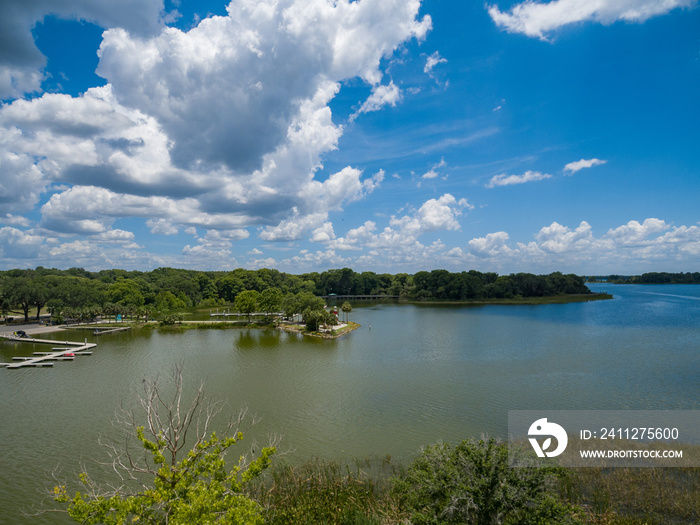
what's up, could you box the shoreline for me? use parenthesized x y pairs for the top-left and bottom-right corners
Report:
(277, 321), (360, 339)
(0, 294), (609, 337)
(0, 319), (363, 340)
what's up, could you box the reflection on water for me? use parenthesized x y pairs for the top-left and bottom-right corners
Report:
(1, 284), (699, 523)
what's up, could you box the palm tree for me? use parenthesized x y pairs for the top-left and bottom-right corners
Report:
(341, 301), (352, 323)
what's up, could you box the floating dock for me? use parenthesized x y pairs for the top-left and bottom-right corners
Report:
(0, 335), (97, 369)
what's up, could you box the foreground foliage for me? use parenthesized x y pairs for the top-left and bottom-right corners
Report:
(54, 368), (275, 524)
(392, 438), (578, 525)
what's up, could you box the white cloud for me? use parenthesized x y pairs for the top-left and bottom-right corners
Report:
(328, 194), (471, 263)
(0, 226), (44, 259)
(468, 231), (511, 258)
(280, 249), (346, 270)
(424, 51), (447, 73)
(535, 221), (594, 253)
(421, 158), (447, 179)
(94, 229), (136, 243)
(310, 222), (336, 243)
(260, 168), (384, 241)
(98, 0), (429, 172)
(259, 211), (327, 242)
(485, 170), (552, 188)
(487, 0), (696, 40)
(606, 218), (669, 245)
(564, 158), (607, 174)
(1, 0), (429, 255)
(460, 218), (700, 273)
(416, 194), (471, 232)
(0, 0), (166, 99)
(147, 219), (179, 236)
(1, 214), (32, 227)
(350, 82), (402, 121)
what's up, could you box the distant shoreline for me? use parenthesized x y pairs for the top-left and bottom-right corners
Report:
(404, 292), (612, 305)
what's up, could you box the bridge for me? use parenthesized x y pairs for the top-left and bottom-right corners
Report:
(320, 294), (400, 300)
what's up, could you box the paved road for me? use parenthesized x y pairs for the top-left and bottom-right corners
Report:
(0, 323), (67, 336)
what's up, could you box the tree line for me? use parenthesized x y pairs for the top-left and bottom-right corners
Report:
(0, 266), (591, 323)
(588, 272), (700, 284)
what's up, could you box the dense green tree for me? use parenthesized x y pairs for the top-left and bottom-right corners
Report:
(107, 278), (145, 308)
(154, 291), (187, 312)
(7, 275), (34, 322)
(258, 288), (282, 318)
(296, 292), (325, 313)
(216, 275), (245, 303)
(234, 290), (260, 322)
(302, 308), (337, 332)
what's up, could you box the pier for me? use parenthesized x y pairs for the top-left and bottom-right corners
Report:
(0, 335), (97, 369)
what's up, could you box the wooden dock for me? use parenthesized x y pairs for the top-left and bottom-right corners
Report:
(92, 326), (131, 336)
(0, 335), (97, 369)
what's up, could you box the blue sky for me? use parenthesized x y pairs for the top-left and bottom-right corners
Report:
(0, 0), (698, 274)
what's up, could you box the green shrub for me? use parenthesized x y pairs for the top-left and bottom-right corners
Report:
(391, 437), (580, 525)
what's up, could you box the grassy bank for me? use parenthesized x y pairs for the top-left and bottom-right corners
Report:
(247, 447), (699, 524)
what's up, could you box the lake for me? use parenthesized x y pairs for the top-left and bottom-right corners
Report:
(1, 283), (698, 523)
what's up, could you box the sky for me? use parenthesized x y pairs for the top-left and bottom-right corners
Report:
(0, 0), (699, 275)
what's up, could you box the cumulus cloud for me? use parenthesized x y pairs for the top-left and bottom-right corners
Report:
(485, 170), (552, 188)
(311, 222), (336, 243)
(259, 168), (384, 241)
(0, 226), (44, 259)
(147, 219), (178, 236)
(468, 231), (511, 258)
(0, 214), (32, 227)
(487, 0), (696, 40)
(415, 194), (472, 231)
(535, 221), (594, 253)
(1, 0), (430, 253)
(98, 0), (429, 172)
(461, 218), (700, 273)
(0, 0), (166, 99)
(564, 158), (607, 174)
(606, 218), (669, 244)
(326, 194), (471, 267)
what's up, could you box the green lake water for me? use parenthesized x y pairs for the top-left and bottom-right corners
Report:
(1, 283), (698, 523)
